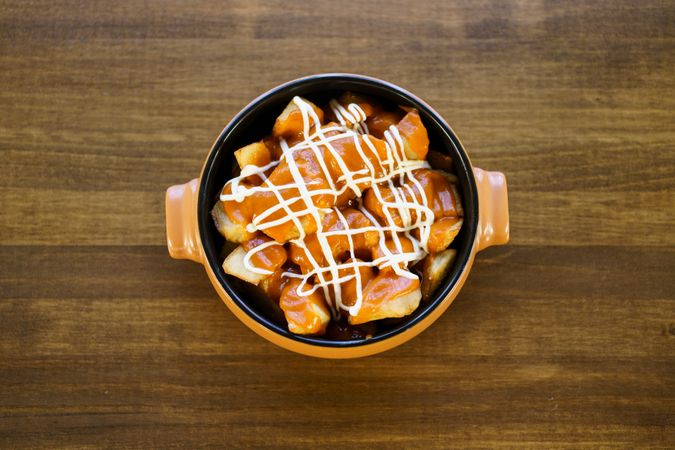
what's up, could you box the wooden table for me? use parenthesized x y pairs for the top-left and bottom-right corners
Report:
(1, 1), (673, 447)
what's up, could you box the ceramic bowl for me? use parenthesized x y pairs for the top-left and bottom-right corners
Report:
(166, 73), (509, 358)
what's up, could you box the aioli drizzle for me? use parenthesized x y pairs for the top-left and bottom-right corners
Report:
(221, 96), (436, 317)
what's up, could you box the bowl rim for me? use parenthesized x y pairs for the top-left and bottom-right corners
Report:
(197, 73), (479, 348)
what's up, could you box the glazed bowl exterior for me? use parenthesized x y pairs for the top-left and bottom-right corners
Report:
(166, 74), (509, 358)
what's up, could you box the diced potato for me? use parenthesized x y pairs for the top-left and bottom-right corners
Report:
(211, 201), (254, 243)
(428, 170), (463, 218)
(272, 97), (324, 138)
(349, 273), (422, 325)
(234, 141), (271, 170)
(234, 141), (272, 185)
(420, 249), (457, 301)
(279, 279), (331, 335)
(427, 217), (463, 253)
(222, 245), (267, 285)
(396, 110), (429, 160)
(349, 288), (422, 325)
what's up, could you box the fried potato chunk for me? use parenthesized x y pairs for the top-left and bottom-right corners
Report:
(348, 272), (422, 325)
(427, 217), (463, 253)
(211, 201), (255, 243)
(272, 97), (324, 139)
(234, 140), (271, 172)
(221, 245), (267, 285)
(279, 278), (331, 335)
(396, 110), (429, 160)
(419, 249), (457, 301)
(234, 141), (273, 185)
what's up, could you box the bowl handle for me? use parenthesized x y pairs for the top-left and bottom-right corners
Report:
(473, 168), (510, 252)
(165, 179), (204, 263)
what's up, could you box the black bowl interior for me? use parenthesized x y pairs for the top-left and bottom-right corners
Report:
(198, 74), (478, 348)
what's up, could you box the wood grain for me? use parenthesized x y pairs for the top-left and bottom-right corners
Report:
(1, 0), (673, 448)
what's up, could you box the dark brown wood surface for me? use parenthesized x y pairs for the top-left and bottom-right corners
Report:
(1, 0), (674, 448)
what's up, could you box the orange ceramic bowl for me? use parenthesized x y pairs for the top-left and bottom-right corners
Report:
(166, 74), (509, 358)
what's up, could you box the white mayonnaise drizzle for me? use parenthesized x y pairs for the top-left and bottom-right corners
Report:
(220, 96), (435, 318)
